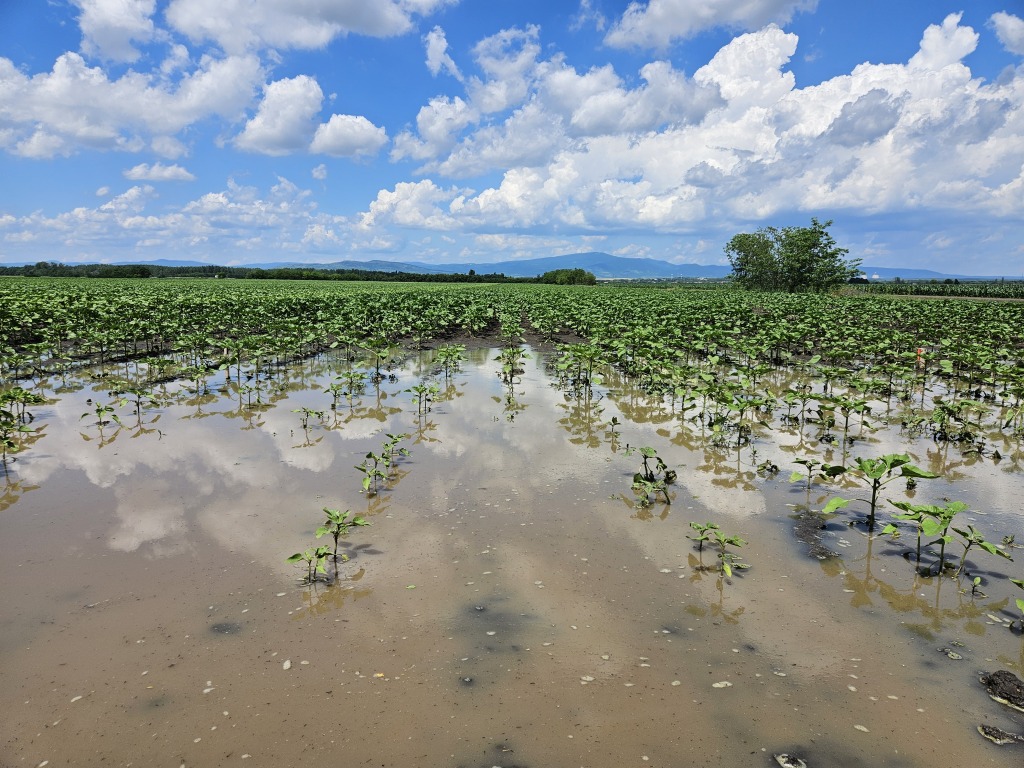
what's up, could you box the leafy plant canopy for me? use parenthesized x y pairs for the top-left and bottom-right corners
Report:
(725, 218), (861, 293)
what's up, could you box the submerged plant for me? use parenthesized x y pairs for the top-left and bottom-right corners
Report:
(688, 521), (748, 577)
(407, 382), (440, 415)
(292, 406), (325, 430)
(950, 524), (1011, 577)
(822, 453), (938, 530)
(286, 545), (332, 584)
(687, 521), (721, 551)
(436, 344), (466, 378)
(1011, 579), (1024, 630)
(626, 445), (676, 506)
(315, 507), (370, 563)
(0, 409), (34, 463)
(789, 456), (844, 491)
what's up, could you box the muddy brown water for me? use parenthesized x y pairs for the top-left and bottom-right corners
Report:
(2, 346), (1024, 767)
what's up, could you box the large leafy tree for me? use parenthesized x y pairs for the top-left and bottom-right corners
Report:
(725, 218), (861, 293)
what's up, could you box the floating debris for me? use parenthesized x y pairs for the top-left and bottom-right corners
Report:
(980, 670), (1024, 713)
(978, 724), (1024, 745)
(282, 659), (292, 671)
(774, 754), (808, 768)
(712, 681), (732, 688)
(854, 725), (869, 733)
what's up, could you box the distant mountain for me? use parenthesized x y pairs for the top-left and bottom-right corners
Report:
(10, 254), (1009, 281)
(252, 259), (446, 274)
(126, 258), (213, 267)
(858, 266), (981, 281)
(431, 252), (730, 279)
(234, 252), (730, 279)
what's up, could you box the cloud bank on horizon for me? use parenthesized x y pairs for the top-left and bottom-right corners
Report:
(0, 0), (1022, 275)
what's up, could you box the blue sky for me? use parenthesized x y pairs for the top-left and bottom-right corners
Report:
(1, 1), (1023, 275)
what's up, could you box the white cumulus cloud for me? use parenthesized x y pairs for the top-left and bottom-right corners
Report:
(235, 75), (323, 155)
(0, 52), (263, 158)
(310, 114), (388, 157)
(123, 162), (196, 181)
(990, 12), (1024, 56)
(425, 26), (464, 80)
(74, 0), (156, 62)
(605, 0), (817, 49)
(165, 0), (457, 55)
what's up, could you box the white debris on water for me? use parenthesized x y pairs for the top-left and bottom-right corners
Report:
(712, 681), (732, 688)
(282, 659), (292, 670)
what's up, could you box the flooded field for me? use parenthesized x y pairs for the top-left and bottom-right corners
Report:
(3, 342), (1024, 767)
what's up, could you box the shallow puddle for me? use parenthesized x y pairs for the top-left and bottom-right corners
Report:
(2, 345), (1024, 766)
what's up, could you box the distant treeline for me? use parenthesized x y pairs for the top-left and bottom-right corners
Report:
(0, 262), (598, 285)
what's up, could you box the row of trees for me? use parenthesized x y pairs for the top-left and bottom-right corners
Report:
(725, 218), (861, 293)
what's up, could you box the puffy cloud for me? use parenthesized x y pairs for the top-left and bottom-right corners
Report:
(396, 28), (721, 176)
(0, 176), (352, 259)
(361, 14), (1024, 243)
(312, 163), (327, 180)
(425, 26), (463, 80)
(990, 12), (1024, 56)
(467, 25), (542, 114)
(123, 161), (196, 181)
(909, 13), (978, 71)
(74, 0), (156, 62)
(541, 59), (723, 135)
(694, 24), (796, 109)
(0, 52), (263, 158)
(605, 0), (816, 50)
(359, 179), (460, 230)
(391, 95), (478, 162)
(432, 102), (563, 177)
(310, 114), (388, 157)
(235, 75), (323, 155)
(165, 0), (457, 55)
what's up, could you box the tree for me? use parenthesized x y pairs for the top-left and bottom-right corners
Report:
(725, 218), (860, 293)
(538, 268), (597, 285)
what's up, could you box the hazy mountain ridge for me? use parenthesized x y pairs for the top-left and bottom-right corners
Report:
(7, 253), (1009, 280)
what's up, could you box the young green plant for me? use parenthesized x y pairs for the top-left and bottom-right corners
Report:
(821, 453), (938, 531)
(315, 507), (370, 563)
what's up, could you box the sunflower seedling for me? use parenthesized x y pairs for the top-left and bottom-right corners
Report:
(315, 507), (370, 563)
(821, 453), (938, 531)
(626, 446), (675, 506)
(687, 521), (720, 551)
(1011, 579), (1024, 630)
(951, 524), (1012, 577)
(286, 546), (331, 584)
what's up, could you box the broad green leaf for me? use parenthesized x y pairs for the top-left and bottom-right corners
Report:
(823, 497), (851, 515)
(900, 465), (939, 480)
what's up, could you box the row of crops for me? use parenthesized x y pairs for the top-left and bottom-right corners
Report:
(854, 280), (1024, 299)
(4, 276), (1024, 628)
(3, 278), (1024, 436)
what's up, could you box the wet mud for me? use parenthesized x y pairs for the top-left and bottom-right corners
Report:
(1, 346), (1023, 766)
